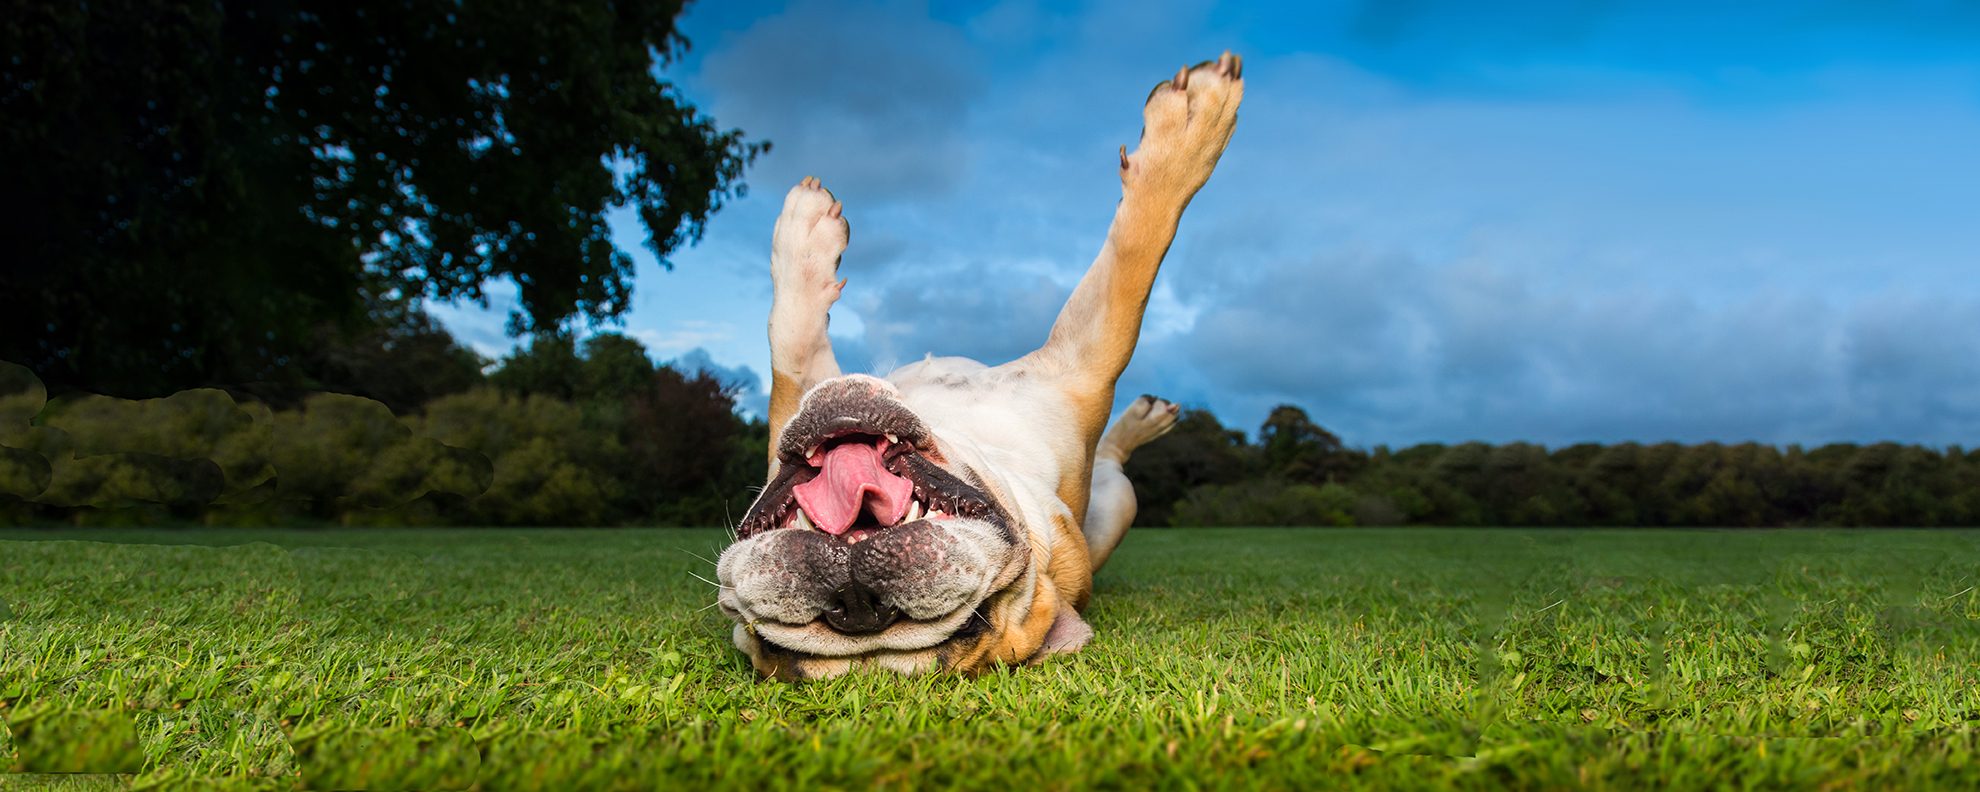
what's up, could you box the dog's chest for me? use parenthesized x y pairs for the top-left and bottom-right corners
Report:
(887, 360), (1077, 537)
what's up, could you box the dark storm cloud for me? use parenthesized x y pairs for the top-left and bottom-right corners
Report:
(694, 0), (986, 201)
(846, 258), (1072, 372)
(1157, 243), (1980, 445)
(1839, 295), (1980, 439)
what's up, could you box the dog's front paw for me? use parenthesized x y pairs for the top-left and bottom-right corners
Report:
(1121, 52), (1243, 200)
(771, 176), (850, 307)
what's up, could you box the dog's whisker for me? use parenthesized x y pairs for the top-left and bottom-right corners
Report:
(686, 570), (731, 590)
(718, 53), (1241, 676)
(680, 547), (717, 567)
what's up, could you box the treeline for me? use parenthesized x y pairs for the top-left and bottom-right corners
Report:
(1125, 406), (1980, 528)
(0, 332), (766, 527)
(6, 345), (1977, 528)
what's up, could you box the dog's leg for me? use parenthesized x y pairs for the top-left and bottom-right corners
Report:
(1017, 54), (1242, 516)
(766, 177), (850, 460)
(1084, 395), (1180, 571)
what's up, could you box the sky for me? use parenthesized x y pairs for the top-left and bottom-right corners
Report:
(431, 0), (1980, 448)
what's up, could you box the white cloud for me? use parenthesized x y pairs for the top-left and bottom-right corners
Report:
(628, 321), (738, 358)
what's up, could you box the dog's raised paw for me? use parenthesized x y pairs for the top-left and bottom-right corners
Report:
(1122, 52), (1244, 198)
(1101, 394), (1181, 459)
(771, 176), (851, 305)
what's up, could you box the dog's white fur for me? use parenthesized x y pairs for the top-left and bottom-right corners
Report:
(720, 54), (1242, 678)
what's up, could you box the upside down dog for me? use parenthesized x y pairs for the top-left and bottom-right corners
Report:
(717, 53), (1243, 679)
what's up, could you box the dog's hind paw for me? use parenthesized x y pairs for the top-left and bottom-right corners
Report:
(1121, 52), (1243, 200)
(1099, 394), (1181, 462)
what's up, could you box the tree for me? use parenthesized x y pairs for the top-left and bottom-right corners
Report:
(2, 0), (765, 397)
(1121, 408), (1252, 526)
(579, 334), (659, 402)
(304, 306), (488, 414)
(488, 336), (586, 401)
(1257, 405), (1361, 482)
(487, 332), (657, 402)
(626, 366), (747, 524)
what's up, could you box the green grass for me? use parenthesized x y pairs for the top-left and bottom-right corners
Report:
(1, 528), (1978, 790)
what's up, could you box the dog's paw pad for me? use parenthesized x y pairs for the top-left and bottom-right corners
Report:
(1101, 395), (1181, 457)
(1129, 394), (1181, 436)
(772, 177), (851, 302)
(1122, 53), (1243, 194)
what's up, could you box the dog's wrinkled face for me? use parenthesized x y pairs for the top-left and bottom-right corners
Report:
(716, 375), (1036, 678)
(724, 52), (1243, 678)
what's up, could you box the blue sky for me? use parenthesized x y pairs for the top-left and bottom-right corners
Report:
(432, 0), (1980, 447)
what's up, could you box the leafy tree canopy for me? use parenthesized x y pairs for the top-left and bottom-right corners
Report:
(2, 0), (765, 397)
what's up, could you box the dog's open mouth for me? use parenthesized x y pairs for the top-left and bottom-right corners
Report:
(737, 429), (1002, 544)
(722, 387), (1023, 647)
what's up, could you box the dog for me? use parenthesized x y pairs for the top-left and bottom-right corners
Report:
(716, 53), (1242, 679)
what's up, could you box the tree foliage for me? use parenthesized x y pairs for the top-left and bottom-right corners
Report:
(1124, 404), (1980, 528)
(5, 361), (1976, 528)
(1121, 408), (1252, 527)
(0, 333), (765, 527)
(1, 0), (764, 397)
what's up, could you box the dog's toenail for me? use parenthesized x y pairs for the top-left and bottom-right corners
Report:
(1118, 145), (1129, 170)
(1173, 66), (1188, 90)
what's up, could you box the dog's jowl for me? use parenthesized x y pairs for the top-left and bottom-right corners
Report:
(717, 53), (1242, 679)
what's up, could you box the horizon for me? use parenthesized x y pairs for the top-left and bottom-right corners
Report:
(429, 0), (1980, 449)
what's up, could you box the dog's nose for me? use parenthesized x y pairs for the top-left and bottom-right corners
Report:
(823, 581), (900, 634)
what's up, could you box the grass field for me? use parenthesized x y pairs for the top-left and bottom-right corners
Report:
(2, 528), (1978, 789)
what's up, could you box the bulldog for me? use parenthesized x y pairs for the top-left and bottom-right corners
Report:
(716, 53), (1243, 679)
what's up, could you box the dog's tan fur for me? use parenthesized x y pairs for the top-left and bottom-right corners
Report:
(726, 55), (1242, 678)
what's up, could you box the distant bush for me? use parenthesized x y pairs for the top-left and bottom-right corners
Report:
(1127, 404), (1980, 528)
(0, 333), (764, 527)
(1171, 480), (1358, 527)
(6, 355), (1978, 529)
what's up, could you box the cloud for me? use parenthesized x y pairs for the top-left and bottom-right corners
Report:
(628, 321), (739, 358)
(670, 347), (769, 418)
(1150, 239), (1980, 445)
(694, 0), (986, 201)
(425, 0), (1980, 450)
(845, 257), (1073, 370)
(1839, 294), (1980, 439)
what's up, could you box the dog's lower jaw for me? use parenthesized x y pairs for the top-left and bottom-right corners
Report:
(727, 500), (1099, 680)
(735, 54), (1244, 679)
(728, 553), (1039, 681)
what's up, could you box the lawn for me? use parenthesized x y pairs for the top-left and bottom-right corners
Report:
(2, 528), (1977, 790)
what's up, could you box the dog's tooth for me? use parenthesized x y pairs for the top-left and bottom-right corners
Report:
(904, 501), (925, 523)
(792, 510), (814, 532)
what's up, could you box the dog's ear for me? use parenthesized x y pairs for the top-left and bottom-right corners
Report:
(1033, 604), (1094, 659)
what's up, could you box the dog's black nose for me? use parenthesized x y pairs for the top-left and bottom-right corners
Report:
(823, 581), (900, 634)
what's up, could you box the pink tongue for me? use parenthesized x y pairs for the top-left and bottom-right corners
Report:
(792, 440), (914, 536)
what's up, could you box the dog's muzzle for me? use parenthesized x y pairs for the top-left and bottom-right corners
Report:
(716, 377), (1023, 655)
